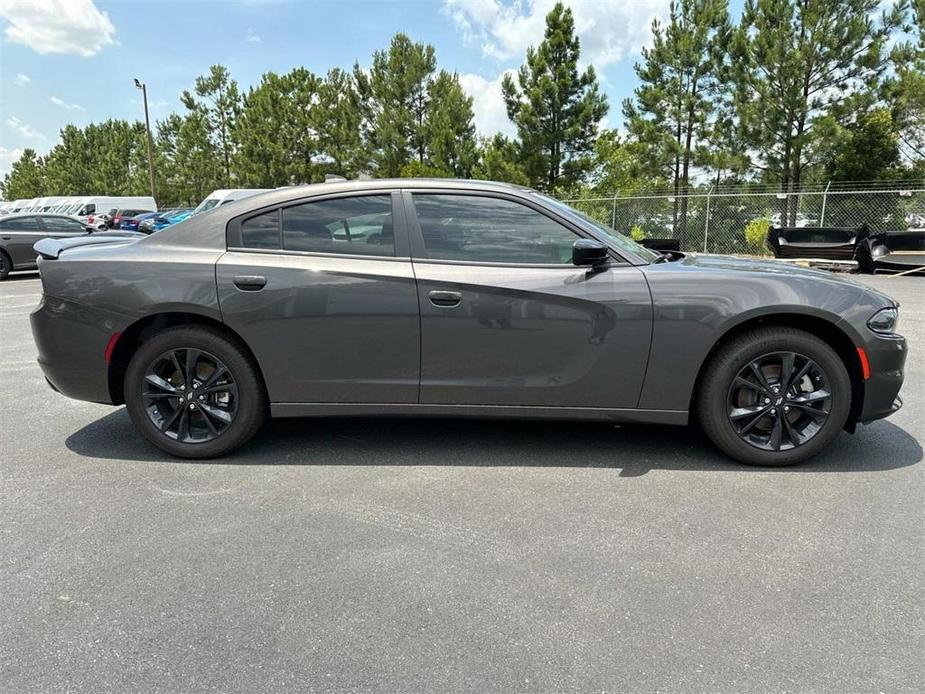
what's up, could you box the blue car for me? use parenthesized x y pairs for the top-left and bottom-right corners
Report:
(120, 211), (160, 231)
(139, 209), (193, 233)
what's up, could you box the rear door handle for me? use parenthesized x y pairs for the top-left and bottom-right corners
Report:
(428, 290), (462, 307)
(233, 275), (267, 291)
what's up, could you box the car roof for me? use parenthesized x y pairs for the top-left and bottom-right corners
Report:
(151, 178), (538, 250)
(0, 213), (81, 221)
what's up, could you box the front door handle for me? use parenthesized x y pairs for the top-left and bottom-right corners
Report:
(233, 275), (267, 291)
(429, 290), (462, 307)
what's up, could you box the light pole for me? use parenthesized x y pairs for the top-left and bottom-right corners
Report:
(134, 78), (157, 202)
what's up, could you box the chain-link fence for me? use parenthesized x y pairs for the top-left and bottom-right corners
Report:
(565, 181), (925, 255)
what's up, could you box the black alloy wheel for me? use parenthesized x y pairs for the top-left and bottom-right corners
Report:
(727, 351), (831, 452)
(141, 347), (239, 444)
(697, 326), (851, 466)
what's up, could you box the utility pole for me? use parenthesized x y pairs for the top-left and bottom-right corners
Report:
(134, 78), (157, 202)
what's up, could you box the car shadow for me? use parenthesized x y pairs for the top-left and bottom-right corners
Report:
(65, 408), (922, 476)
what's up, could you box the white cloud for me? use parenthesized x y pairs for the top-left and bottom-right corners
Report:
(0, 0), (116, 57)
(50, 96), (86, 112)
(443, 0), (667, 68)
(5, 116), (45, 140)
(13, 72), (29, 86)
(458, 71), (516, 137)
(0, 145), (25, 178)
(246, 28), (261, 43)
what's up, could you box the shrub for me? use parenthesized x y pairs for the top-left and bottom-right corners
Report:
(630, 224), (647, 241)
(744, 218), (770, 255)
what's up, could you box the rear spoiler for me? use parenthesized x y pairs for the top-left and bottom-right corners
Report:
(34, 232), (145, 260)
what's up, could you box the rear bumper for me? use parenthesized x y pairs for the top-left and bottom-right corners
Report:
(31, 294), (122, 405)
(858, 334), (907, 423)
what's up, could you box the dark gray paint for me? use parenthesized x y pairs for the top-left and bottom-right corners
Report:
(29, 178), (906, 427)
(0, 213), (91, 271)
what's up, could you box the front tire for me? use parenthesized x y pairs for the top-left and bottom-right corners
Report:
(124, 326), (266, 458)
(697, 327), (851, 466)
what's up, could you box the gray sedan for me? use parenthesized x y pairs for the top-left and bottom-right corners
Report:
(30, 179), (907, 465)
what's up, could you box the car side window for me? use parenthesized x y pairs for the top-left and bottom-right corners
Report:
(412, 194), (578, 264)
(241, 210), (280, 250)
(281, 195), (395, 257)
(4, 216), (40, 230)
(41, 217), (85, 233)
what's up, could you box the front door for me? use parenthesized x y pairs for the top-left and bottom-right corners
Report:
(405, 192), (653, 409)
(216, 192), (420, 404)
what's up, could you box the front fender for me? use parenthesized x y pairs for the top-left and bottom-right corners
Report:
(637, 258), (863, 411)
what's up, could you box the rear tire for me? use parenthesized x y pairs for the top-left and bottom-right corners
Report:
(697, 327), (851, 466)
(124, 325), (266, 458)
(0, 251), (11, 281)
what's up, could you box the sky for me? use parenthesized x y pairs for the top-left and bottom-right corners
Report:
(0, 0), (744, 179)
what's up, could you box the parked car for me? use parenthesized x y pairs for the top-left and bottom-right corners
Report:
(107, 208), (155, 230)
(30, 179), (906, 464)
(0, 213), (94, 280)
(139, 208), (193, 233)
(191, 189), (271, 216)
(120, 211), (161, 232)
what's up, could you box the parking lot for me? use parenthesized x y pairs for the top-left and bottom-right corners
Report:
(1, 271), (922, 692)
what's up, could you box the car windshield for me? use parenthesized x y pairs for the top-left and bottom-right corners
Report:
(533, 193), (662, 263)
(192, 198), (221, 215)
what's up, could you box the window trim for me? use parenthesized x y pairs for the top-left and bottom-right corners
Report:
(400, 189), (632, 267)
(226, 190), (409, 259)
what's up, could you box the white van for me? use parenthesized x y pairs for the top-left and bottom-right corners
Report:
(192, 189), (271, 216)
(69, 196), (157, 226)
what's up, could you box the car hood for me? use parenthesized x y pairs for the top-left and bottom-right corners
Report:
(642, 252), (898, 309)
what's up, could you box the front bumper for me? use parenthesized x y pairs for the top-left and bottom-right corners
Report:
(31, 294), (122, 405)
(858, 333), (907, 423)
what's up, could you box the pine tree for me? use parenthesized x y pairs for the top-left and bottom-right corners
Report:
(422, 70), (477, 177)
(622, 0), (730, 238)
(355, 33), (477, 178)
(354, 34), (437, 176)
(315, 68), (366, 178)
(501, 2), (608, 191)
(0, 149), (46, 199)
(731, 0), (903, 224)
(183, 65), (241, 185)
(473, 134), (530, 185)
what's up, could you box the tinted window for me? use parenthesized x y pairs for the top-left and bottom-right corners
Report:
(412, 194), (578, 264)
(41, 217), (86, 233)
(241, 210), (280, 249)
(282, 195), (394, 257)
(1, 216), (40, 230)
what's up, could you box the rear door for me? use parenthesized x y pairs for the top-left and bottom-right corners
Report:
(216, 191), (421, 404)
(404, 190), (652, 409)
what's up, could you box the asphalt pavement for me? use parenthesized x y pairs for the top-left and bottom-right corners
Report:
(1, 270), (922, 692)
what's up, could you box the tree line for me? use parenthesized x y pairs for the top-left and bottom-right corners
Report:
(2, 0), (923, 212)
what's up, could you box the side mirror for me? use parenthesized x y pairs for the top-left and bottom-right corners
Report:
(572, 238), (609, 267)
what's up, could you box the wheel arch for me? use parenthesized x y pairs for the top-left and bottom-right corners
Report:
(108, 311), (267, 405)
(690, 312), (865, 431)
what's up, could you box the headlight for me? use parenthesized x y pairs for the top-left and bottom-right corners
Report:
(867, 307), (899, 334)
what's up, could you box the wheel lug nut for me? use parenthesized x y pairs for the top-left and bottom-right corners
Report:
(770, 408), (777, 415)
(189, 404), (195, 410)
(764, 398), (770, 404)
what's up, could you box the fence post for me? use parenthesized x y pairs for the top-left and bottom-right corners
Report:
(702, 186), (714, 253)
(611, 194), (618, 229)
(819, 180), (831, 226)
